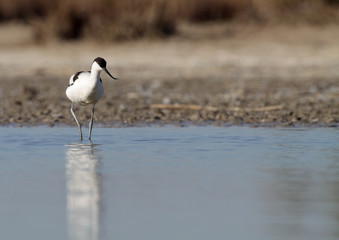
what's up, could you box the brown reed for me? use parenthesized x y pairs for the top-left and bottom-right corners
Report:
(0, 0), (338, 40)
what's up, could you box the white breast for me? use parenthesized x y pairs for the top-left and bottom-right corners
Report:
(66, 72), (104, 105)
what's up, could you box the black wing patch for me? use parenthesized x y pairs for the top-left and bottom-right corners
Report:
(68, 71), (91, 86)
(73, 71), (83, 81)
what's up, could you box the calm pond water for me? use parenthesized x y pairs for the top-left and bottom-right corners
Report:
(0, 126), (338, 240)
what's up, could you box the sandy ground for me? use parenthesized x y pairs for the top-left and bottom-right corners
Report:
(0, 23), (338, 127)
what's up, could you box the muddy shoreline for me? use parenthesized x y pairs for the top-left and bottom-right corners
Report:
(1, 74), (338, 128)
(0, 25), (338, 127)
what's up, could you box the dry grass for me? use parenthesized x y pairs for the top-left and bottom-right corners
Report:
(0, 0), (339, 40)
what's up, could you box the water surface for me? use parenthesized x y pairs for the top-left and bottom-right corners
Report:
(0, 126), (338, 240)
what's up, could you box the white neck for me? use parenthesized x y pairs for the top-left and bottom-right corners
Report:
(90, 62), (102, 84)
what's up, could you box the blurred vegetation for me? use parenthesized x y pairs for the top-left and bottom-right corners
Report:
(0, 0), (339, 41)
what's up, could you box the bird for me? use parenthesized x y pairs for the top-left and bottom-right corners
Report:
(66, 57), (118, 140)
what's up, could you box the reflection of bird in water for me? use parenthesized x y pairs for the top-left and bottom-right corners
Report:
(66, 143), (102, 240)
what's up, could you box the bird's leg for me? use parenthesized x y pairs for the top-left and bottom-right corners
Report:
(70, 102), (83, 140)
(89, 105), (95, 140)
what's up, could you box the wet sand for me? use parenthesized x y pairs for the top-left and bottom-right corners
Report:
(0, 24), (338, 127)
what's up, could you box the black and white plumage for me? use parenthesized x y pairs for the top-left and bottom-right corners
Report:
(66, 57), (118, 140)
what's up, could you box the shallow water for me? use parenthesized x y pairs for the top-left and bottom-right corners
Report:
(0, 126), (338, 240)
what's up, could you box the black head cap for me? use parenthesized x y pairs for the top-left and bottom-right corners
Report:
(94, 57), (107, 68)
